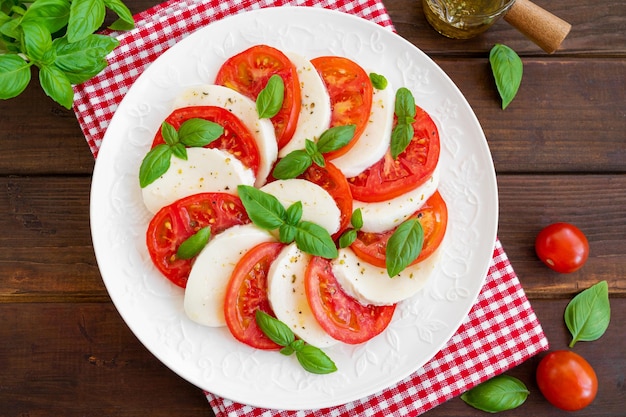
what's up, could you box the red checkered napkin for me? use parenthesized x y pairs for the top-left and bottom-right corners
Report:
(73, 0), (549, 415)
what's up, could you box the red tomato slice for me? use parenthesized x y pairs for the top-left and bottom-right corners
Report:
(224, 242), (285, 350)
(298, 161), (353, 240)
(146, 193), (250, 288)
(305, 256), (396, 344)
(348, 105), (440, 202)
(310, 56), (373, 160)
(351, 191), (448, 268)
(151, 105), (261, 176)
(214, 44), (301, 150)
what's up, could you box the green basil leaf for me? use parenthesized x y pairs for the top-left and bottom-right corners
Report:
(0, 18), (20, 40)
(0, 54), (31, 99)
(295, 344), (337, 374)
(176, 227), (210, 260)
(489, 43), (523, 110)
(386, 219), (423, 277)
(390, 122), (414, 159)
(304, 138), (317, 156)
(394, 87), (416, 119)
(461, 375), (529, 413)
(160, 121), (178, 146)
(66, 0), (106, 43)
(316, 124), (356, 154)
(52, 34), (118, 83)
(237, 185), (287, 230)
(178, 118), (224, 147)
(279, 345), (295, 356)
(565, 280), (610, 347)
(22, 20), (53, 63)
(38, 64), (73, 108)
(256, 74), (284, 119)
(171, 142), (187, 160)
(338, 229), (357, 248)
(21, 0), (71, 34)
(369, 72), (388, 90)
(351, 208), (363, 230)
(103, 0), (135, 30)
(285, 201), (303, 226)
(278, 223), (297, 244)
(295, 221), (338, 259)
(255, 310), (295, 347)
(139, 144), (172, 188)
(272, 150), (312, 180)
(311, 152), (325, 168)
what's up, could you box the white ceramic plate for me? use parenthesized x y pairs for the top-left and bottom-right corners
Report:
(90, 6), (498, 410)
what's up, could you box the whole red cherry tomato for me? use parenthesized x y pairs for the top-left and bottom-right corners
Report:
(536, 350), (598, 411)
(535, 222), (589, 273)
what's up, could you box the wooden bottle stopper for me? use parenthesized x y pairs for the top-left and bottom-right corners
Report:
(503, 0), (571, 54)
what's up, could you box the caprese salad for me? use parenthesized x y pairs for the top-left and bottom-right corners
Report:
(138, 44), (447, 373)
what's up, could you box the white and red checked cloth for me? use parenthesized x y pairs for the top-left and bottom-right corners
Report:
(73, 0), (549, 415)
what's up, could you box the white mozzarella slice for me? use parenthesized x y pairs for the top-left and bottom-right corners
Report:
(332, 80), (394, 177)
(260, 179), (341, 235)
(142, 147), (254, 214)
(174, 84), (278, 187)
(331, 247), (441, 306)
(354, 166), (440, 233)
(183, 224), (277, 327)
(267, 243), (338, 347)
(279, 53), (332, 158)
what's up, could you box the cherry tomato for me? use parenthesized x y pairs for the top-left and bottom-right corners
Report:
(347, 105), (440, 202)
(310, 55), (373, 160)
(536, 350), (598, 411)
(151, 105), (261, 176)
(146, 193), (250, 288)
(298, 160), (353, 240)
(535, 222), (589, 273)
(215, 44), (301, 150)
(351, 191), (448, 268)
(304, 256), (396, 344)
(224, 242), (285, 350)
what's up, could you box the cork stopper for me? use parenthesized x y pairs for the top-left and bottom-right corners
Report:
(503, 0), (571, 53)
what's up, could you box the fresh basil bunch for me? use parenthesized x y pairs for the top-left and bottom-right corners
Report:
(0, 0), (134, 108)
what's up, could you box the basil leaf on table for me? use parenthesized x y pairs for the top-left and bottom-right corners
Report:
(104, 0), (135, 31)
(489, 44), (523, 110)
(39, 64), (74, 109)
(256, 74), (284, 118)
(0, 54), (31, 99)
(67, 0), (106, 43)
(565, 280), (610, 347)
(21, 0), (72, 34)
(176, 227), (210, 260)
(461, 375), (529, 413)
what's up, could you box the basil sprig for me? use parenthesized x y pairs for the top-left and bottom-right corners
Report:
(0, 0), (134, 108)
(564, 280), (610, 347)
(256, 74), (284, 118)
(272, 125), (356, 179)
(176, 227), (210, 260)
(390, 87), (416, 159)
(139, 118), (224, 188)
(461, 375), (529, 413)
(386, 218), (424, 277)
(255, 310), (337, 374)
(338, 208), (363, 248)
(369, 72), (388, 90)
(489, 43), (523, 110)
(237, 185), (337, 259)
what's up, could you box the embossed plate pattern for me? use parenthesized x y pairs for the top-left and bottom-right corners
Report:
(90, 7), (498, 410)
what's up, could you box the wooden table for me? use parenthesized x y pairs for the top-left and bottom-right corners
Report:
(1, 0), (624, 415)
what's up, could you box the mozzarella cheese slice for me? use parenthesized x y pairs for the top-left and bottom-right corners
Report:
(331, 247), (441, 306)
(354, 166), (440, 233)
(260, 179), (341, 235)
(183, 224), (277, 327)
(332, 80), (394, 177)
(279, 53), (332, 158)
(267, 243), (338, 347)
(142, 147), (254, 214)
(174, 84), (278, 187)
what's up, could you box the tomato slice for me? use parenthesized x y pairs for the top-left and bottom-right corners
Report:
(214, 44), (301, 150)
(305, 256), (396, 344)
(151, 106), (261, 176)
(348, 105), (440, 202)
(310, 56), (373, 160)
(298, 161), (353, 240)
(224, 242), (284, 350)
(146, 193), (250, 288)
(351, 191), (448, 268)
